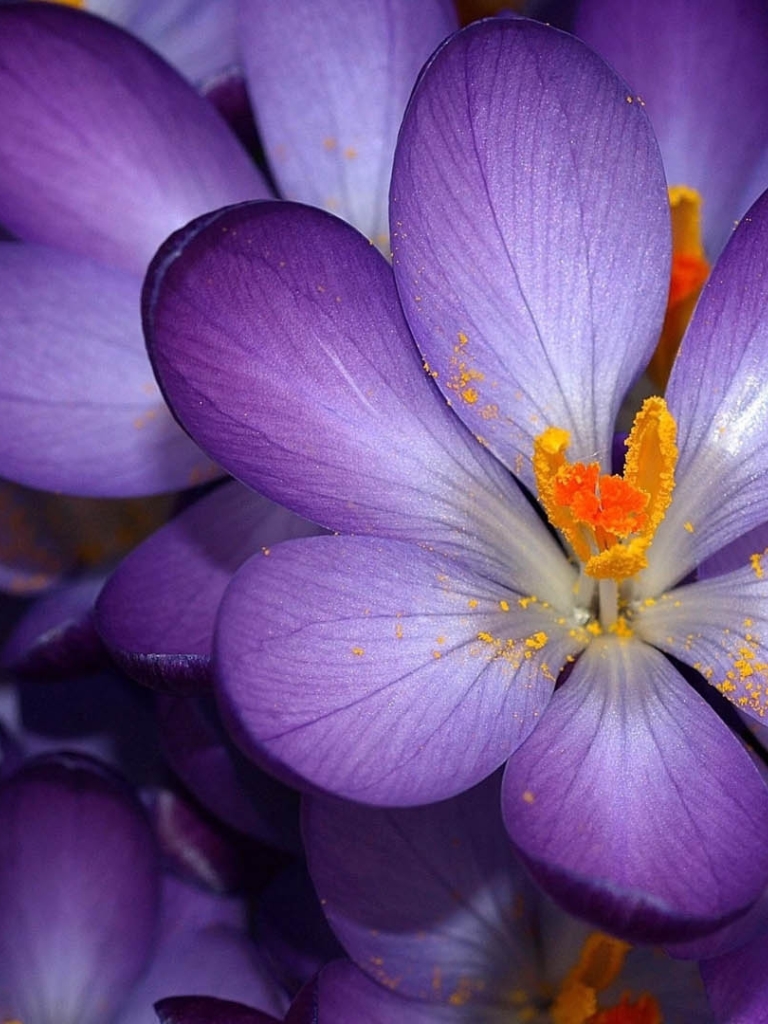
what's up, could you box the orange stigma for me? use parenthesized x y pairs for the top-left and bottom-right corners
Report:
(648, 185), (709, 389)
(533, 397), (677, 583)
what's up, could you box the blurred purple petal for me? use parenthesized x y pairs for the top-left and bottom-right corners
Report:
(575, 0), (768, 256)
(145, 201), (565, 577)
(302, 961), (452, 1023)
(0, 753), (160, 1024)
(216, 535), (582, 805)
(240, 0), (456, 244)
(502, 639), (768, 943)
(0, 4), (267, 276)
(155, 995), (281, 1024)
(0, 243), (218, 496)
(157, 694), (301, 853)
(391, 17), (670, 487)
(701, 915), (768, 1023)
(97, 481), (321, 692)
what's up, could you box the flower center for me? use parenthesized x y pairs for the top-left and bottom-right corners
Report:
(550, 932), (662, 1024)
(533, 397), (678, 629)
(647, 185), (709, 389)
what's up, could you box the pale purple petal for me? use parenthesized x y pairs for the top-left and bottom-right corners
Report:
(636, 564), (768, 726)
(240, 0), (456, 244)
(0, 753), (160, 1024)
(390, 17), (670, 487)
(575, 0), (768, 257)
(0, 243), (218, 496)
(145, 200), (569, 584)
(96, 482), (320, 691)
(646, 187), (768, 594)
(502, 638), (768, 943)
(215, 535), (583, 805)
(0, 4), (267, 276)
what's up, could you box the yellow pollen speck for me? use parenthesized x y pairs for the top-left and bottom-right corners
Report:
(468, 598), (479, 609)
(522, 790), (535, 804)
(525, 631), (548, 651)
(477, 631), (495, 644)
(351, 646), (365, 656)
(684, 521), (694, 533)
(323, 137), (337, 150)
(499, 599), (510, 612)
(432, 650), (442, 659)
(751, 551), (765, 579)
(344, 146), (358, 159)
(395, 621), (404, 639)
(518, 596), (535, 609)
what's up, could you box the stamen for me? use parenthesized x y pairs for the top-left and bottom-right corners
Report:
(532, 398), (678, 586)
(550, 932), (630, 1024)
(648, 185), (709, 389)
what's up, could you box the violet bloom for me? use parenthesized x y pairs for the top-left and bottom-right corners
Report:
(145, 17), (768, 942)
(302, 773), (713, 1022)
(0, 752), (287, 1024)
(0, 0), (455, 498)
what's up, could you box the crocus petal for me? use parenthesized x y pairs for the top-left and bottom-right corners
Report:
(0, 4), (267, 276)
(86, 0), (239, 88)
(215, 535), (583, 805)
(390, 17), (670, 486)
(145, 200), (569, 583)
(96, 481), (319, 691)
(155, 995), (281, 1024)
(0, 243), (218, 496)
(2, 575), (106, 677)
(575, 0), (768, 257)
(636, 563), (768, 726)
(0, 481), (76, 595)
(646, 187), (768, 594)
(157, 695), (302, 853)
(697, 520), (768, 580)
(701, 917), (768, 1024)
(304, 773), (534, 1006)
(301, 961), (452, 1024)
(0, 753), (160, 1024)
(239, 0), (456, 245)
(115, 879), (288, 1024)
(502, 637), (768, 943)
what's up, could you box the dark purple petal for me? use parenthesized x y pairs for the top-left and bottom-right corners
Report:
(157, 694), (301, 853)
(299, 961), (452, 1024)
(575, 0), (768, 257)
(215, 535), (582, 805)
(390, 17), (670, 488)
(2, 575), (106, 678)
(155, 995), (281, 1024)
(97, 481), (320, 692)
(646, 187), (768, 595)
(145, 200), (567, 579)
(0, 243), (218, 496)
(304, 774), (532, 1006)
(0, 4), (267, 276)
(701, 916), (768, 1023)
(0, 481), (78, 595)
(502, 638), (768, 943)
(0, 753), (160, 1024)
(697, 520), (768, 580)
(240, 0), (456, 243)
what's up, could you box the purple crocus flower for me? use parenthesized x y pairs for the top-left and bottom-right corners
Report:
(301, 773), (713, 1021)
(144, 16), (768, 943)
(0, 752), (288, 1023)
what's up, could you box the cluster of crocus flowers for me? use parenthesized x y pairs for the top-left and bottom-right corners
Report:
(4, 0), (768, 1021)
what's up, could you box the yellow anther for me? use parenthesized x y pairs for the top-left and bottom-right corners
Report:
(533, 398), (677, 583)
(550, 932), (631, 1024)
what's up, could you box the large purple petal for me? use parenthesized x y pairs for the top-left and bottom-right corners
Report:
(239, 0), (456, 245)
(97, 481), (320, 692)
(215, 535), (583, 805)
(0, 753), (160, 1024)
(145, 200), (567, 579)
(575, 0), (768, 257)
(0, 4), (267, 276)
(645, 187), (768, 595)
(390, 17), (670, 486)
(0, 243), (218, 496)
(502, 638), (768, 943)
(701, 916), (768, 1024)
